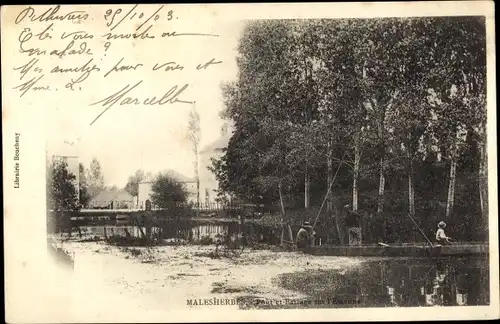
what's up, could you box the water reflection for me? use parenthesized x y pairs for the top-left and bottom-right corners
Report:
(277, 257), (489, 308)
(190, 224), (228, 241)
(82, 226), (161, 238)
(81, 222), (280, 244)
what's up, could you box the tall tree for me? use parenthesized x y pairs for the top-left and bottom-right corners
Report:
(384, 19), (433, 217)
(358, 19), (410, 215)
(47, 159), (80, 235)
(87, 158), (105, 198)
(187, 102), (201, 211)
(217, 19), (301, 209)
(47, 160), (80, 211)
(79, 163), (91, 208)
(216, 20), (319, 242)
(424, 17), (487, 219)
(314, 20), (371, 213)
(289, 21), (322, 209)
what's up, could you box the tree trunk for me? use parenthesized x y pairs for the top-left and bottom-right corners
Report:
(335, 212), (345, 245)
(353, 140), (361, 211)
(124, 228), (132, 239)
(326, 142), (341, 243)
(304, 168), (310, 209)
(137, 225), (146, 240)
(134, 216), (147, 241)
(278, 181), (286, 218)
(408, 161), (415, 216)
(478, 141), (488, 217)
(194, 147), (200, 217)
(407, 136), (415, 217)
(377, 158), (386, 213)
(376, 103), (386, 214)
(196, 177), (200, 209)
(326, 142), (333, 213)
(287, 224), (293, 243)
(446, 159), (457, 218)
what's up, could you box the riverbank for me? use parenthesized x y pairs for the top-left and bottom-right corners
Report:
(48, 239), (363, 315)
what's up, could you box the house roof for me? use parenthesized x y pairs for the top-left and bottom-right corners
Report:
(89, 189), (135, 207)
(200, 133), (231, 154)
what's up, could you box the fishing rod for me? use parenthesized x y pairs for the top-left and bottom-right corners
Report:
(406, 212), (434, 248)
(311, 151), (348, 230)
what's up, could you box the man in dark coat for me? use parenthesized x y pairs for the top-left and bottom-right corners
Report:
(344, 204), (360, 228)
(296, 221), (314, 249)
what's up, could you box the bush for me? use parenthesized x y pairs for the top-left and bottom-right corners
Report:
(198, 235), (215, 245)
(127, 248), (142, 256)
(105, 234), (164, 247)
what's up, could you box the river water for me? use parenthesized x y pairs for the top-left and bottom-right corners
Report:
(274, 256), (489, 308)
(79, 222), (281, 244)
(75, 225), (489, 308)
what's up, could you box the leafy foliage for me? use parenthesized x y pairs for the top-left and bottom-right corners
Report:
(79, 163), (91, 208)
(150, 172), (189, 208)
(124, 169), (150, 197)
(86, 158), (105, 198)
(187, 103), (201, 208)
(47, 160), (80, 211)
(210, 17), (487, 240)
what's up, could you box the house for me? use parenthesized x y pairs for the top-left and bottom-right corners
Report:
(136, 124), (234, 210)
(198, 125), (232, 204)
(88, 188), (136, 209)
(137, 170), (197, 209)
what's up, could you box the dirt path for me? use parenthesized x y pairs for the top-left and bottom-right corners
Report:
(56, 241), (363, 314)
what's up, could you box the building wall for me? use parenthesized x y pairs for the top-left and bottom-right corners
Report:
(199, 149), (223, 204)
(138, 182), (153, 209)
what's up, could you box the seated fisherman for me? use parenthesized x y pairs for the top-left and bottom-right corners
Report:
(436, 221), (452, 245)
(296, 221), (314, 249)
(344, 204), (361, 228)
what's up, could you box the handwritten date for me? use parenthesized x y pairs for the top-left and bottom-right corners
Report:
(104, 5), (174, 31)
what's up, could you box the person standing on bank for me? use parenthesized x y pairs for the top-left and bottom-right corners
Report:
(436, 221), (452, 245)
(296, 221), (314, 249)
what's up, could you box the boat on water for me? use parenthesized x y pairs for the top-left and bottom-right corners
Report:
(303, 242), (489, 257)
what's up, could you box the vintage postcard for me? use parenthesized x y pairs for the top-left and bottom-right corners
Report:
(2, 2), (499, 322)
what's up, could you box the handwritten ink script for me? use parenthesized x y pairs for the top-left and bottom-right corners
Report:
(10, 5), (223, 125)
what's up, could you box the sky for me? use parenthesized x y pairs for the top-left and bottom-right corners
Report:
(45, 17), (246, 188)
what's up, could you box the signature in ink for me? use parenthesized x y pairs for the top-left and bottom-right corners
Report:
(89, 81), (191, 125)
